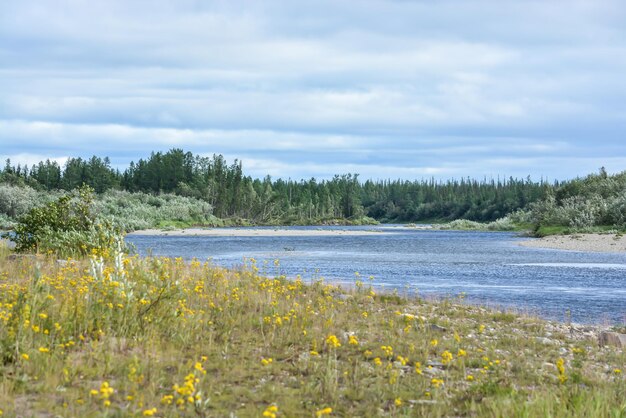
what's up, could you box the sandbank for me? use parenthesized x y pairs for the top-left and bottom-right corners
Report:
(519, 233), (626, 253)
(128, 227), (389, 237)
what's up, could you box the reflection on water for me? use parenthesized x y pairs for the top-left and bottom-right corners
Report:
(126, 226), (626, 325)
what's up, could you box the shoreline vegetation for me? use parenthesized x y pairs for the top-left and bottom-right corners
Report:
(0, 246), (624, 417)
(3, 148), (626, 241)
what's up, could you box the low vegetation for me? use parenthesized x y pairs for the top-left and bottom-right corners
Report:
(0, 246), (623, 417)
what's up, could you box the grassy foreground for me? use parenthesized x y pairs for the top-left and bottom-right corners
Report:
(0, 247), (624, 417)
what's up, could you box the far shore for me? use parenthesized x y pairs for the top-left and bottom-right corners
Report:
(520, 233), (626, 253)
(128, 227), (394, 237)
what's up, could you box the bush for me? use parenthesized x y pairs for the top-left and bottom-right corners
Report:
(93, 190), (220, 231)
(6, 186), (125, 258)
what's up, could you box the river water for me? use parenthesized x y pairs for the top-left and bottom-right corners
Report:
(126, 226), (626, 325)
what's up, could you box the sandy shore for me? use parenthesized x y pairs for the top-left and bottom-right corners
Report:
(519, 233), (626, 253)
(128, 227), (389, 237)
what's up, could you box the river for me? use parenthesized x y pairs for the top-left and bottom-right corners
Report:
(126, 226), (626, 325)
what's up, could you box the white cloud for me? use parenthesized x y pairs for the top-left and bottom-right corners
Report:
(1, 0), (625, 180)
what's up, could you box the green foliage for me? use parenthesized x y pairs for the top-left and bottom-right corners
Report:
(3, 150), (626, 231)
(94, 190), (222, 231)
(527, 169), (626, 235)
(8, 186), (125, 258)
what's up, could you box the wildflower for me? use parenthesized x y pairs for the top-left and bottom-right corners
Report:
(394, 398), (402, 406)
(430, 339), (438, 347)
(556, 357), (567, 384)
(431, 378), (444, 388)
(441, 350), (453, 365)
(614, 369), (622, 374)
(325, 335), (341, 348)
(466, 375), (474, 381)
(316, 407), (333, 416)
(261, 358), (273, 366)
(457, 348), (467, 357)
(310, 350), (319, 356)
(373, 357), (382, 366)
(414, 361), (423, 375)
(348, 335), (359, 346)
(381, 345), (393, 357)
(161, 395), (174, 405)
(100, 381), (114, 398)
(361, 311), (368, 318)
(21, 353), (29, 361)
(142, 408), (157, 416)
(38, 347), (49, 353)
(478, 324), (485, 333)
(263, 405), (278, 418)
(194, 362), (206, 374)
(38, 313), (48, 319)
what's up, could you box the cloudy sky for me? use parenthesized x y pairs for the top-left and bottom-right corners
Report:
(1, 0), (625, 181)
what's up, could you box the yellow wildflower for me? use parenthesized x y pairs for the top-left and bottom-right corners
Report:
(316, 407), (333, 416)
(142, 408), (157, 416)
(431, 378), (444, 388)
(414, 361), (423, 375)
(556, 357), (567, 384)
(21, 353), (29, 361)
(348, 335), (359, 346)
(325, 335), (341, 348)
(38, 347), (49, 353)
(263, 405), (278, 418)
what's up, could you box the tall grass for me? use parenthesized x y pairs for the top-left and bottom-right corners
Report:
(0, 251), (624, 416)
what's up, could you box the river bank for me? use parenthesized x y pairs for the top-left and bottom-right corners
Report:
(128, 227), (391, 237)
(519, 233), (626, 253)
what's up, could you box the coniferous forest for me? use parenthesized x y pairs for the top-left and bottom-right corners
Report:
(1, 148), (625, 234)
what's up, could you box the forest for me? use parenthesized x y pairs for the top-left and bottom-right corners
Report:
(1, 149), (625, 234)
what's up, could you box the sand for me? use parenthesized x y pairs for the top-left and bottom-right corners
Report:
(519, 233), (626, 253)
(127, 227), (389, 237)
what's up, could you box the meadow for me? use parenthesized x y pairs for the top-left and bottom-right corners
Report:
(0, 241), (624, 417)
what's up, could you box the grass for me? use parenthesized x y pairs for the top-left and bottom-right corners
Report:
(0, 244), (624, 417)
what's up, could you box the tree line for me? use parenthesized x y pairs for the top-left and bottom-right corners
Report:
(0, 148), (565, 225)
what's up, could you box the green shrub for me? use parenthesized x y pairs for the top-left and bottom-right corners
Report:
(6, 186), (125, 258)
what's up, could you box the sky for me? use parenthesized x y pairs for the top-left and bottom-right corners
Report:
(1, 0), (625, 181)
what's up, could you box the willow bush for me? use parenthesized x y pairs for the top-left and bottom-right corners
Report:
(6, 186), (125, 258)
